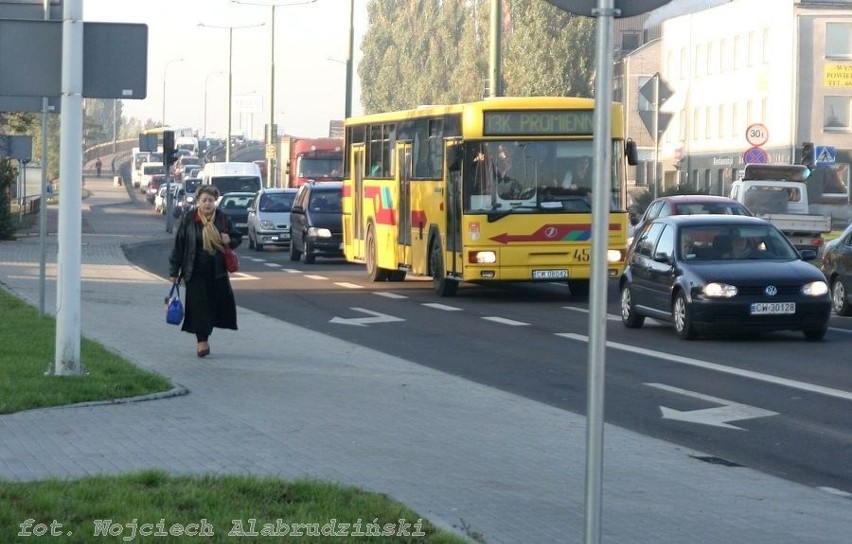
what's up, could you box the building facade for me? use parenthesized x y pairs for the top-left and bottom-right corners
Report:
(620, 0), (852, 209)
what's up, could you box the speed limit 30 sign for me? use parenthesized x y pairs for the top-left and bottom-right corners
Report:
(746, 123), (769, 147)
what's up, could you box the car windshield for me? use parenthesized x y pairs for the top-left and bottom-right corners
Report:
(308, 190), (342, 213)
(259, 192), (295, 212)
(678, 224), (799, 261)
(219, 195), (253, 210)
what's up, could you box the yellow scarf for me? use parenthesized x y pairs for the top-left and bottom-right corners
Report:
(198, 211), (225, 255)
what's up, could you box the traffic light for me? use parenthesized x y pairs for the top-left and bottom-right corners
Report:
(163, 130), (178, 167)
(801, 141), (814, 168)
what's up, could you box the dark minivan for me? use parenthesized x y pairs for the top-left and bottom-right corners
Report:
(289, 181), (344, 264)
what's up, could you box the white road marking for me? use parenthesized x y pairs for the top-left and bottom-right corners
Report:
(647, 383), (778, 430)
(334, 282), (363, 289)
(562, 306), (622, 321)
(330, 308), (405, 327)
(817, 487), (852, 499)
(281, 268), (301, 274)
(375, 292), (408, 299)
(422, 303), (463, 311)
(304, 274), (328, 280)
(482, 316), (530, 326)
(557, 333), (852, 402)
(264, 263), (282, 268)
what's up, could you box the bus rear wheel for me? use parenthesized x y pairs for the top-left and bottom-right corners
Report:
(430, 239), (457, 297)
(366, 224), (389, 281)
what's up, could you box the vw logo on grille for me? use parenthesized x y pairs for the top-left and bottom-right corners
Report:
(544, 226), (559, 239)
(764, 285), (778, 296)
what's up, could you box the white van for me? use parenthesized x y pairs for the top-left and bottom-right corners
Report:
(200, 162), (263, 196)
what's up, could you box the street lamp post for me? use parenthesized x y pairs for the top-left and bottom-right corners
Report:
(204, 71), (224, 139)
(229, 0), (317, 186)
(198, 22), (264, 162)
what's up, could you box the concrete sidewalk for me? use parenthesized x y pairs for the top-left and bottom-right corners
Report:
(0, 177), (850, 543)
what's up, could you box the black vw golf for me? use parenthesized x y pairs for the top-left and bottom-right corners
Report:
(620, 215), (831, 340)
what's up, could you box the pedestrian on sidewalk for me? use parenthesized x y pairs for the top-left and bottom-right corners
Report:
(95, 158), (102, 178)
(168, 185), (241, 357)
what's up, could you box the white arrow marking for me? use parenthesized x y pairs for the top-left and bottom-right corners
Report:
(647, 383), (778, 431)
(330, 307), (405, 327)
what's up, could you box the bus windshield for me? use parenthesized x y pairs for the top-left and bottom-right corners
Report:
(462, 140), (625, 214)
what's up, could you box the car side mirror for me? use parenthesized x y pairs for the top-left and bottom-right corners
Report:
(799, 249), (818, 261)
(653, 251), (673, 264)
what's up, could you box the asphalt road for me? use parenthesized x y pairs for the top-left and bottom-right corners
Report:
(126, 235), (852, 498)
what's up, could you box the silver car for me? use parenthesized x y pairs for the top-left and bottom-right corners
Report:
(247, 188), (298, 251)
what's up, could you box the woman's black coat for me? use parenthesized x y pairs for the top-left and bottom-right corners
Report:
(169, 208), (242, 282)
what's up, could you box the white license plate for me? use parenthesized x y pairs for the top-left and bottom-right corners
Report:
(750, 302), (795, 315)
(236, 223), (247, 228)
(532, 269), (568, 280)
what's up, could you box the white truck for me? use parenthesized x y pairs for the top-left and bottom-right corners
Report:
(730, 163), (832, 254)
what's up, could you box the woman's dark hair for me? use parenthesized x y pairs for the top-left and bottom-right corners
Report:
(196, 185), (219, 199)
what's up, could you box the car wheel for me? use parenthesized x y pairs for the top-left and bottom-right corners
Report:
(568, 280), (590, 296)
(831, 278), (852, 316)
(672, 292), (697, 340)
(289, 235), (302, 261)
(255, 239), (264, 252)
(248, 231), (255, 250)
(620, 284), (645, 328)
(430, 238), (457, 297)
(803, 328), (828, 341)
(304, 240), (316, 264)
(366, 224), (388, 281)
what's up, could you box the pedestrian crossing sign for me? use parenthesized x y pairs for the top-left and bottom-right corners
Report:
(815, 145), (836, 166)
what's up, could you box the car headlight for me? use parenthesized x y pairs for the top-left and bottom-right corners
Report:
(802, 280), (829, 296)
(260, 220), (275, 229)
(307, 227), (332, 238)
(703, 282), (738, 298)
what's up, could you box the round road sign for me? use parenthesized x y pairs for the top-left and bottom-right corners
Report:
(743, 146), (769, 164)
(746, 123), (769, 147)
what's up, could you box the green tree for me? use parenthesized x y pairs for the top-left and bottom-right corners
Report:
(358, 0), (596, 114)
(0, 157), (17, 240)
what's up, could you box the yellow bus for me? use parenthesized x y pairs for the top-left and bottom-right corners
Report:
(342, 96), (637, 296)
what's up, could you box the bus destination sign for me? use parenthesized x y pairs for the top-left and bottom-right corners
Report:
(483, 110), (594, 136)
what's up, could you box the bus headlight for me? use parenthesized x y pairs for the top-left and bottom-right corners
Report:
(607, 249), (624, 263)
(469, 251), (497, 264)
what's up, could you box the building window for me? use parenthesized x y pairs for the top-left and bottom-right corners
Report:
(694, 44), (704, 78)
(720, 38), (728, 73)
(680, 47), (688, 79)
(734, 35), (744, 69)
(826, 23), (852, 59)
(705, 106), (712, 139)
(824, 96), (850, 129)
(762, 28), (771, 63)
(621, 31), (640, 53)
(707, 41), (715, 75)
(719, 104), (727, 138)
(693, 109), (701, 139)
(748, 30), (759, 67)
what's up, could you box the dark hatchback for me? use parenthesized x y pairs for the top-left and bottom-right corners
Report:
(820, 221), (852, 315)
(620, 215), (831, 340)
(217, 192), (256, 235)
(289, 181), (343, 264)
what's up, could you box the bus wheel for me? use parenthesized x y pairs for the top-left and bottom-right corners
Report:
(366, 224), (388, 281)
(430, 239), (457, 297)
(388, 270), (407, 282)
(568, 280), (589, 296)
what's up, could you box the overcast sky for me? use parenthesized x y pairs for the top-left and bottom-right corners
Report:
(83, 0), (368, 139)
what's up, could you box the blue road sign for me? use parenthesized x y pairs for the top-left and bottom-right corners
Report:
(814, 145), (836, 166)
(743, 146), (769, 164)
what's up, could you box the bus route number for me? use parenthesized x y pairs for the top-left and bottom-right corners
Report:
(572, 248), (590, 262)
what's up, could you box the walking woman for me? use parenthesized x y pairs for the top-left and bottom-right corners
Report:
(169, 185), (241, 357)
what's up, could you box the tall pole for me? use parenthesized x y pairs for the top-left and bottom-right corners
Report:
(267, 4), (276, 186)
(489, 0), (502, 97)
(227, 27), (234, 162)
(53, 0), (84, 375)
(38, 0), (51, 317)
(345, 0), (354, 117)
(585, 3), (616, 543)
